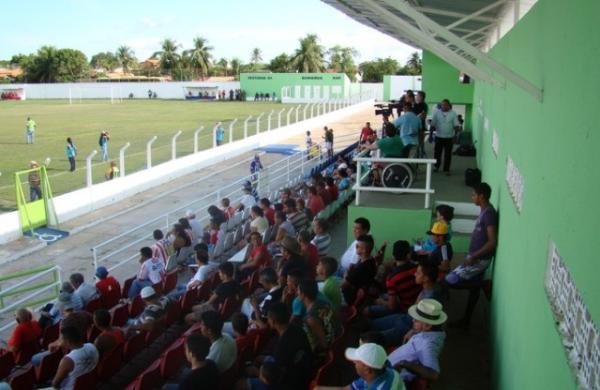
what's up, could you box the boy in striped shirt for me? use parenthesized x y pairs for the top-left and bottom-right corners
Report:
(311, 218), (331, 256)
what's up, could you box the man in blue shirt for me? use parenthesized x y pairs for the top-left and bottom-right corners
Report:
(393, 103), (421, 158)
(430, 99), (459, 175)
(215, 122), (225, 146)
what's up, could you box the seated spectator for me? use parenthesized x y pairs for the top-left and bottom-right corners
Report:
(284, 199), (309, 233)
(207, 205), (227, 227)
(178, 218), (195, 244)
(168, 224), (192, 258)
(366, 240), (420, 318)
(279, 188), (292, 204)
(424, 222), (453, 273)
(199, 311), (237, 373)
(342, 235), (377, 305)
(325, 177), (339, 201)
(339, 343), (404, 390)
(239, 232), (272, 280)
(221, 198), (236, 220)
(340, 217), (371, 273)
(317, 257), (342, 312)
(208, 220), (222, 246)
(244, 361), (283, 390)
(370, 262), (442, 347)
(388, 299), (447, 384)
(361, 123), (404, 158)
(187, 248), (216, 290)
(128, 247), (165, 299)
(187, 262), (240, 323)
(296, 197), (313, 222)
(95, 266), (121, 304)
(39, 289), (79, 327)
(311, 218), (331, 256)
(259, 198), (275, 226)
(185, 210), (204, 243)
(50, 326), (99, 390)
(298, 230), (319, 278)
(93, 309), (124, 357)
(306, 186), (325, 216)
(171, 334), (219, 390)
(152, 229), (171, 263)
(127, 287), (170, 333)
(337, 169), (350, 191)
(231, 312), (250, 339)
(237, 184), (257, 211)
(3, 308), (41, 363)
(298, 279), (339, 354)
(249, 206), (268, 235)
(274, 210), (295, 241)
(359, 122), (375, 144)
(278, 237), (308, 280)
(359, 331), (386, 347)
(266, 302), (313, 390)
(316, 181), (332, 206)
(247, 267), (283, 326)
(416, 205), (454, 255)
(69, 273), (99, 307)
(60, 282), (84, 311)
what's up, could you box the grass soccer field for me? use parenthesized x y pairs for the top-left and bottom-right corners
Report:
(0, 99), (292, 211)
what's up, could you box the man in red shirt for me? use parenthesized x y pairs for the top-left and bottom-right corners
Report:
(325, 177), (338, 202)
(5, 308), (41, 364)
(316, 181), (332, 206)
(95, 266), (121, 307)
(93, 309), (124, 357)
(260, 198), (275, 226)
(306, 187), (325, 216)
(239, 232), (272, 280)
(298, 230), (319, 279)
(359, 122), (375, 144)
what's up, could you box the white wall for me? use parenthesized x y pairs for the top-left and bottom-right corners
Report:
(0, 99), (374, 245)
(5, 81), (241, 100)
(389, 76), (422, 100)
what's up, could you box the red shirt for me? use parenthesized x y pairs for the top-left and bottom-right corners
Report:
(303, 243), (320, 278)
(386, 262), (421, 312)
(307, 195), (325, 216)
(96, 276), (120, 300)
(250, 244), (272, 268)
(327, 185), (339, 201)
(100, 328), (125, 345)
(360, 127), (375, 142)
(318, 188), (332, 205)
(223, 207), (236, 220)
(264, 207), (275, 226)
(8, 320), (41, 350)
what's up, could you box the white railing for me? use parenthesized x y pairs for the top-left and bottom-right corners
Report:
(353, 150), (437, 208)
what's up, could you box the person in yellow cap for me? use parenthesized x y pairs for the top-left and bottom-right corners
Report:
(425, 221), (453, 273)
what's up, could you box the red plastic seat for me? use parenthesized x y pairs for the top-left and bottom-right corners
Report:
(9, 365), (35, 390)
(164, 301), (182, 327)
(145, 325), (163, 345)
(36, 349), (63, 383)
(218, 360), (238, 390)
(14, 339), (41, 366)
(85, 297), (103, 314)
(123, 331), (146, 362)
(159, 338), (185, 379)
(253, 328), (275, 355)
(73, 368), (97, 390)
(41, 321), (61, 349)
(87, 325), (102, 343)
(97, 343), (123, 381)
(309, 351), (335, 389)
(183, 322), (203, 337)
(122, 276), (136, 298)
(129, 295), (144, 318)
(408, 377), (431, 390)
(218, 297), (240, 320)
(196, 282), (212, 302)
(0, 351), (15, 379)
(162, 270), (178, 294)
(340, 305), (358, 326)
(152, 282), (163, 295)
(126, 359), (162, 390)
(110, 303), (129, 327)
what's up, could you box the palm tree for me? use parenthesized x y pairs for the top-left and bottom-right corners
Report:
(291, 34), (324, 73)
(230, 58), (241, 79)
(406, 51), (422, 74)
(217, 58), (228, 76)
(250, 48), (262, 69)
(116, 45), (135, 73)
(184, 37), (213, 80)
(30, 46), (60, 82)
(153, 38), (181, 74)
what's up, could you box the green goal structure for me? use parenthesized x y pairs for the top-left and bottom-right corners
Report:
(14, 165), (58, 236)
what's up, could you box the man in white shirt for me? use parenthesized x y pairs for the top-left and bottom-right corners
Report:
(237, 183), (257, 211)
(200, 310), (237, 373)
(430, 99), (460, 175)
(185, 210), (204, 243)
(340, 217), (371, 273)
(128, 247), (165, 299)
(69, 273), (99, 307)
(187, 249), (216, 289)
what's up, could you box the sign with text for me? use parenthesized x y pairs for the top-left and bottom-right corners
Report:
(505, 156), (524, 213)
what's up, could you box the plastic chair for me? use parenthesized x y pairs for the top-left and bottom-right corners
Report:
(180, 287), (198, 313)
(309, 351), (335, 389)
(110, 303), (129, 327)
(408, 377), (431, 390)
(121, 276), (136, 299)
(162, 270), (178, 294)
(218, 361), (238, 390)
(87, 325), (101, 343)
(164, 301), (182, 327)
(14, 339), (40, 366)
(0, 351), (15, 380)
(129, 295), (144, 318)
(159, 338), (185, 379)
(126, 359), (162, 390)
(85, 296), (103, 314)
(97, 343), (123, 381)
(9, 365), (35, 390)
(218, 297), (240, 320)
(41, 321), (61, 349)
(123, 331), (146, 362)
(73, 368), (97, 390)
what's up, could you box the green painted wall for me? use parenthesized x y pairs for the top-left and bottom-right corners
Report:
(347, 206), (431, 258)
(470, 1), (600, 389)
(240, 73), (348, 101)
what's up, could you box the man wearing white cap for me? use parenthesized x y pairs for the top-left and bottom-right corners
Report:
(387, 299), (447, 384)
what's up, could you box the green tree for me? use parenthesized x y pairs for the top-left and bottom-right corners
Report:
(184, 37), (213, 80)
(115, 46), (136, 73)
(90, 52), (118, 71)
(359, 57), (401, 82)
(268, 53), (291, 73)
(327, 45), (358, 81)
(153, 38), (181, 74)
(291, 34), (324, 73)
(230, 58), (241, 79)
(405, 51), (422, 75)
(250, 48), (263, 70)
(23, 46), (89, 82)
(217, 58), (228, 76)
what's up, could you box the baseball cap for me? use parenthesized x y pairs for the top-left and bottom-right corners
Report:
(95, 266), (108, 279)
(140, 286), (156, 299)
(427, 221), (449, 236)
(345, 343), (387, 369)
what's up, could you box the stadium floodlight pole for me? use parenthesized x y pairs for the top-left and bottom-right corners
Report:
(267, 110), (275, 131)
(256, 112), (265, 135)
(286, 107), (294, 126)
(303, 104), (309, 120)
(146, 136), (158, 169)
(295, 105), (301, 123)
(194, 126), (204, 153)
(228, 119), (238, 143)
(171, 130), (183, 160)
(119, 142), (130, 178)
(277, 109), (285, 128)
(85, 150), (98, 187)
(243, 115), (253, 138)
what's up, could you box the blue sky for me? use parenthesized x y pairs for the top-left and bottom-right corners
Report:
(1, 0), (417, 64)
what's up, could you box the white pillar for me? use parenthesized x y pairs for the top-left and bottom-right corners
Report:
(171, 130), (183, 160)
(86, 150), (98, 187)
(277, 109), (285, 128)
(244, 115), (253, 138)
(228, 119), (238, 143)
(286, 107), (294, 126)
(267, 110), (274, 131)
(146, 136), (157, 169)
(303, 104), (309, 120)
(256, 113), (265, 135)
(119, 142), (130, 178)
(194, 126), (204, 153)
(316, 102), (320, 116)
(295, 105), (301, 122)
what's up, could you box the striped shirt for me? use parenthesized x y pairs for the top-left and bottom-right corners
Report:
(386, 262), (421, 312)
(152, 239), (170, 263)
(351, 367), (405, 390)
(287, 211), (309, 232)
(311, 234), (331, 256)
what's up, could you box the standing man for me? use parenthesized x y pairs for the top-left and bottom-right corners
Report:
(430, 99), (459, 175)
(25, 117), (36, 144)
(66, 137), (77, 172)
(215, 122), (225, 146)
(323, 126), (334, 158)
(28, 161), (42, 201)
(99, 131), (110, 162)
(413, 91), (429, 158)
(393, 103), (421, 158)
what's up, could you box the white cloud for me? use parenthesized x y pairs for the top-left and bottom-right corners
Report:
(142, 17), (158, 28)
(124, 37), (161, 60)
